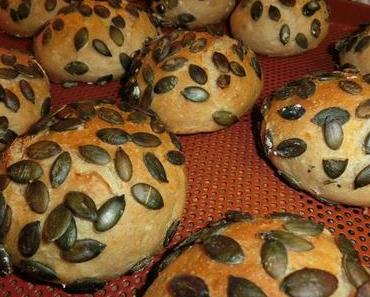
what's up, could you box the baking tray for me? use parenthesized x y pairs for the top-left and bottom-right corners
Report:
(0, 0), (369, 296)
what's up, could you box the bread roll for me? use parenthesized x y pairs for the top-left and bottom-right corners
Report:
(336, 25), (370, 75)
(141, 212), (368, 297)
(121, 30), (263, 134)
(150, 0), (236, 28)
(0, 0), (71, 37)
(0, 47), (50, 152)
(0, 100), (187, 293)
(260, 71), (370, 206)
(230, 0), (329, 56)
(33, 0), (157, 83)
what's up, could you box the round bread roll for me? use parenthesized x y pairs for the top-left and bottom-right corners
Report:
(260, 71), (370, 207)
(33, 0), (157, 83)
(336, 25), (370, 75)
(0, 0), (71, 37)
(0, 100), (186, 293)
(150, 0), (236, 28)
(121, 30), (263, 134)
(230, 0), (330, 56)
(0, 47), (50, 152)
(141, 212), (369, 297)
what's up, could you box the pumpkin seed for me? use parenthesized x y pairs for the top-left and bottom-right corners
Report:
(7, 160), (43, 183)
(177, 13), (196, 24)
(364, 133), (370, 154)
(339, 80), (363, 95)
(125, 4), (139, 17)
(120, 52), (131, 70)
(295, 79), (316, 99)
(18, 260), (58, 282)
(278, 104), (306, 120)
(230, 61), (246, 77)
(110, 25), (124, 46)
(280, 24), (290, 45)
(355, 36), (370, 53)
(343, 254), (370, 288)
(213, 52), (230, 73)
(323, 118), (343, 150)
(0, 68), (18, 79)
(112, 15), (125, 28)
(356, 99), (370, 118)
(3, 89), (20, 112)
(50, 118), (83, 132)
(25, 181), (49, 214)
(52, 18), (64, 31)
(169, 274), (209, 297)
(94, 195), (125, 232)
(225, 211), (253, 222)
(18, 221), (41, 257)
(181, 31), (196, 47)
(263, 230), (313, 251)
(93, 39), (112, 57)
(127, 111), (147, 123)
(64, 61), (89, 75)
(154, 76), (178, 94)
(140, 85), (153, 109)
(131, 183), (164, 210)
(127, 256), (153, 275)
(1, 54), (16, 66)
(251, 1), (263, 21)
(114, 147), (132, 182)
(0, 245), (12, 276)
(152, 41), (170, 63)
(279, 0), (296, 6)
(322, 159), (348, 179)
(189, 38), (207, 53)
(94, 4), (110, 18)
(17, 0), (30, 18)
(336, 234), (359, 259)
(74, 27), (89, 51)
(42, 27), (52, 46)
(261, 239), (287, 280)
(65, 191), (98, 222)
(44, 204), (72, 242)
(65, 278), (106, 294)
(228, 275), (267, 297)
(167, 150), (185, 165)
(213, 110), (238, 126)
(131, 132), (161, 147)
(364, 73), (370, 84)
(56, 217), (77, 251)
(163, 219), (180, 247)
(354, 165), (370, 189)
(50, 151), (71, 188)
(311, 107), (350, 126)
(19, 79), (35, 103)
(61, 239), (106, 263)
(302, 0), (320, 16)
(311, 19), (321, 38)
(0, 206), (11, 242)
(281, 268), (338, 297)
(203, 234), (244, 264)
(97, 107), (123, 124)
(295, 33), (308, 49)
(45, 0), (56, 11)
(144, 152), (168, 183)
(79, 145), (111, 165)
(356, 281), (370, 297)
(170, 132), (183, 151)
(26, 140), (62, 160)
(181, 86), (210, 102)
(142, 64), (154, 85)
(161, 57), (188, 72)
(269, 5), (281, 21)
(96, 128), (130, 145)
(150, 117), (166, 134)
(283, 219), (324, 236)
(232, 42), (245, 62)
(41, 97), (51, 116)
(275, 138), (307, 158)
(217, 74), (231, 89)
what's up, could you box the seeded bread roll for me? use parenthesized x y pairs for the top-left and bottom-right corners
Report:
(0, 0), (72, 37)
(33, 0), (157, 83)
(230, 0), (329, 56)
(150, 0), (236, 28)
(141, 212), (369, 297)
(260, 71), (370, 207)
(0, 101), (186, 292)
(0, 47), (50, 152)
(336, 25), (370, 75)
(121, 30), (263, 134)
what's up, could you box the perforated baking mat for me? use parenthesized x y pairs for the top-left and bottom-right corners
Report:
(0, 0), (370, 296)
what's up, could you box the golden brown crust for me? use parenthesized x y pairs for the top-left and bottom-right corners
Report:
(2, 103), (187, 283)
(261, 72), (370, 206)
(143, 218), (355, 297)
(230, 0), (329, 56)
(33, 0), (157, 83)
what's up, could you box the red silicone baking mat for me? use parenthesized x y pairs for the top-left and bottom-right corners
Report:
(0, 0), (370, 296)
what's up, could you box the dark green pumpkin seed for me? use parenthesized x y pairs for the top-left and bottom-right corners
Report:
(112, 15), (125, 28)
(94, 195), (125, 232)
(42, 27), (52, 46)
(261, 239), (287, 279)
(62, 239), (106, 263)
(295, 33), (308, 49)
(50, 118), (83, 132)
(269, 5), (281, 21)
(280, 24), (290, 45)
(64, 61), (89, 75)
(278, 104), (305, 120)
(65, 278), (106, 294)
(189, 38), (207, 53)
(355, 36), (370, 53)
(364, 132), (370, 154)
(354, 165), (370, 189)
(150, 117), (166, 134)
(0, 68), (18, 79)
(302, 0), (321, 16)
(161, 57), (188, 72)
(144, 152), (168, 183)
(203, 234), (245, 264)
(188, 64), (207, 85)
(281, 268), (338, 297)
(56, 217), (77, 251)
(18, 221), (41, 257)
(154, 76), (178, 94)
(177, 13), (196, 24)
(52, 18), (64, 31)
(230, 61), (246, 77)
(115, 147), (132, 182)
(275, 138), (307, 158)
(96, 128), (130, 145)
(18, 260), (58, 282)
(131, 132), (161, 147)
(213, 52), (230, 73)
(127, 111), (147, 123)
(167, 150), (185, 165)
(170, 132), (183, 151)
(3, 89), (20, 112)
(94, 4), (110, 18)
(181, 31), (196, 47)
(217, 74), (231, 89)
(50, 151), (71, 188)
(127, 256), (153, 275)
(65, 191), (98, 222)
(142, 64), (155, 85)
(279, 0), (296, 6)
(19, 79), (35, 103)
(40, 97), (51, 116)
(228, 275), (267, 297)
(311, 19), (321, 38)
(97, 107), (123, 124)
(336, 234), (359, 259)
(322, 159), (348, 179)
(311, 107), (350, 126)
(0, 244), (12, 276)
(264, 230), (313, 251)
(169, 274), (209, 297)
(213, 110), (238, 126)
(343, 254), (370, 288)
(110, 25), (124, 46)
(7, 160), (43, 184)
(45, 0), (56, 11)
(25, 180), (49, 214)
(26, 140), (62, 160)
(120, 52), (131, 70)
(44, 204), (72, 241)
(131, 183), (164, 210)
(295, 79), (316, 99)
(339, 80), (363, 95)
(1, 54), (16, 66)
(74, 27), (89, 51)
(356, 99), (370, 118)
(251, 1), (263, 21)
(93, 39), (112, 57)
(0, 206), (11, 242)
(79, 145), (111, 165)
(163, 219), (180, 247)
(323, 118), (343, 150)
(181, 86), (210, 102)
(283, 219), (324, 236)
